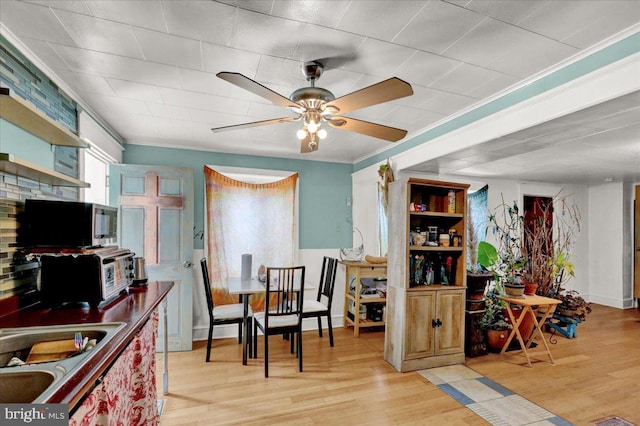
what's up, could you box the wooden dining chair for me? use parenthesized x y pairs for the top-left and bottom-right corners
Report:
(200, 258), (252, 362)
(253, 266), (305, 377)
(302, 256), (338, 346)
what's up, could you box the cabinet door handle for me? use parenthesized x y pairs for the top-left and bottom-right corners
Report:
(432, 319), (443, 328)
(437, 319), (443, 327)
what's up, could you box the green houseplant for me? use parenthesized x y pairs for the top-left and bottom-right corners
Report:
(480, 290), (512, 352)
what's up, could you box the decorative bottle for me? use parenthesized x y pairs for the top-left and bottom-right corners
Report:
(447, 190), (456, 213)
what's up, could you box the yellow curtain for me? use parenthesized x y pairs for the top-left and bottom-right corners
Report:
(204, 166), (298, 310)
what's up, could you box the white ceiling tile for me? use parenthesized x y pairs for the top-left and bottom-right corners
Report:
(271, 0), (350, 28)
(147, 102), (197, 121)
(207, 94), (251, 115)
(215, 0), (274, 15)
(461, 0), (548, 25)
(394, 50), (462, 87)
(341, 38), (416, 77)
(408, 86), (477, 115)
(178, 68), (234, 96)
(157, 87), (208, 109)
(234, 9), (303, 57)
(201, 43), (262, 76)
(161, 0), (237, 45)
(48, 44), (124, 76)
(337, 1), (426, 41)
(54, 70), (114, 95)
(443, 18), (532, 68)
(394, 0), (485, 53)
(518, 1), (613, 44)
(86, 0), (167, 32)
(464, 72), (520, 99)
(23, 0), (90, 14)
(108, 79), (162, 103)
(80, 92), (151, 116)
(54, 9), (143, 58)
(1, 1), (77, 45)
(290, 23), (365, 65)
(487, 34), (578, 78)
(383, 105), (428, 125)
(253, 55), (303, 88)
(115, 57), (182, 89)
(134, 28), (203, 70)
(430, 62), (498, 95)
(18, 37), (71, 71)
(111, 114), (161, 140)
(562, 2), (640, 48)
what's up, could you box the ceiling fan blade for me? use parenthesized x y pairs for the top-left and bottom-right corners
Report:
(211, 116), (298, 133)
(217, 72), (300, 109)
(327, 116), (407, 142)
(324, 77), (413, 114)
(300, 134), (319, 153)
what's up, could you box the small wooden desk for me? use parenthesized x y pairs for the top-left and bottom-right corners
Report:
(498, 294), (561, 367)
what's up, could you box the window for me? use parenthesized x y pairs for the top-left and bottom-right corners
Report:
(203, 165), (298, 308)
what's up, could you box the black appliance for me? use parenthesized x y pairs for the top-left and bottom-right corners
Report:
(23, 199), (118, 248)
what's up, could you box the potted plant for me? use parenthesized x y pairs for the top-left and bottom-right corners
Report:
(480, 290), (512, 352)
(520, 193), (592, 321)
(485, 196), (527, 296)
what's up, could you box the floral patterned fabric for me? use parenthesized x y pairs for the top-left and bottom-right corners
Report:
(70, 311), (159, 426)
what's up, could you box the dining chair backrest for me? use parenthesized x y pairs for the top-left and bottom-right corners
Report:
(317, 257), (338, 307)
(200, 258), (215, 320)
(265, 266), (305, 321)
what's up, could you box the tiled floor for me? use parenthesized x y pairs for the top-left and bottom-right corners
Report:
(418, 365), (572, 426)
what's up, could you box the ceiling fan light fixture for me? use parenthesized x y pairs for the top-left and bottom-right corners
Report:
(317, 128), (327, 139)
(296, 128), (308, 140)
(307, 120), (318, 133)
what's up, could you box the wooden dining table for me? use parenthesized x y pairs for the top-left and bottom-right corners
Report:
(227, 276), (309, 365)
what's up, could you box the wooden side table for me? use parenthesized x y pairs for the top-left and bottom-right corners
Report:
(497, 294), (561, 367)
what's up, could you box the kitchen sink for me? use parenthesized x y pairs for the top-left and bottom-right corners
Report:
(0, 322), (126, 403)
(0, 370), (56, 403)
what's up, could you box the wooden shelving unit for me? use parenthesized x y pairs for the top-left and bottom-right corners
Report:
(0, 153), (90, 188)
(340, 261), (387, 337)
(0, 88), (89, 188)
(384, 178), (469, 372)
(0, 88), (88, 148)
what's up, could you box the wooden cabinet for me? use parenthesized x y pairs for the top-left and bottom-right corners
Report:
(340, 261), (387, 337)
(384, 178), (468, 372)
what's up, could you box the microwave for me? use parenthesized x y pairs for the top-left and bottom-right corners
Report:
(23, 200), (118, 248)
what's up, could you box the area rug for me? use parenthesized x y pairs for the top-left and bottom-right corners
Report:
(418, 365), (572, 426)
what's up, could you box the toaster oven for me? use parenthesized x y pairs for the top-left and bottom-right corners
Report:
(39, 248), (135, 307)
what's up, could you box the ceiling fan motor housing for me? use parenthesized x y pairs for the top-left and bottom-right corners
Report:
(290, 86), (335, 103)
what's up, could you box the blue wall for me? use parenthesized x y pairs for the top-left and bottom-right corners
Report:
(122, 144), (354, 250)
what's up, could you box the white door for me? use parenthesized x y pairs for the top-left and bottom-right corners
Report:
(110, 165), (194, 351)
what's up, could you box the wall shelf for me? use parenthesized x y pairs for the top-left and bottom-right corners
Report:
(0, 88), (88, 148)
(0, 153), (90, 188)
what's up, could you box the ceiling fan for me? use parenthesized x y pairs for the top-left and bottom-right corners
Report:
(211, 61), (413, 153)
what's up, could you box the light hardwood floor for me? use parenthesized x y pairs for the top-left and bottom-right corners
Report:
(157, 304), (640, 425)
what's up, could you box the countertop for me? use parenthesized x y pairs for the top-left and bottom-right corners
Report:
(0, 281), (173, 408)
